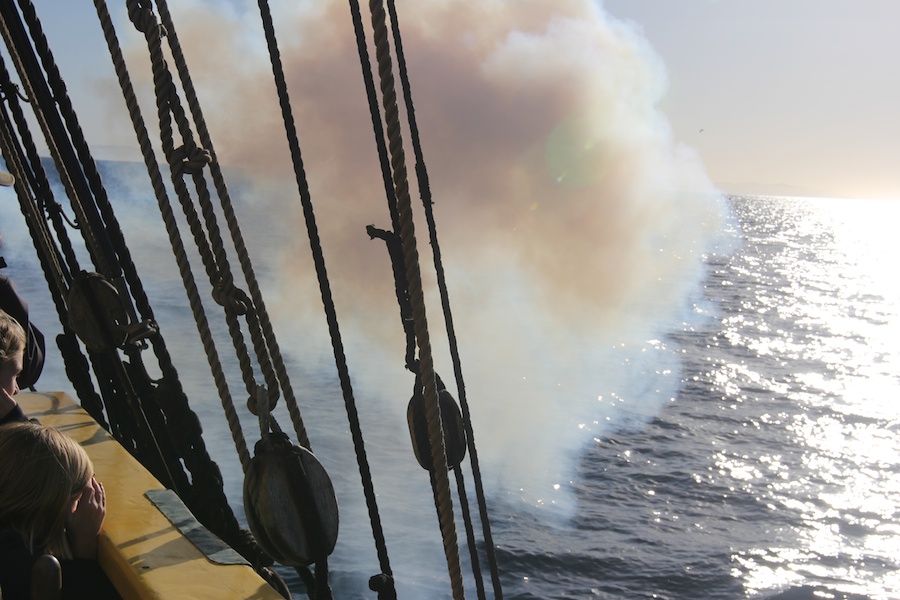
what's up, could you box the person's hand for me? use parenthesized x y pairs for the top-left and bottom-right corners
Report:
(66, 476), (106, 559)
(0, 388), (17, 420)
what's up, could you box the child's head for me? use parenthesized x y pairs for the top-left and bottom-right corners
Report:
(0, 309), (25, 397)
(0, 422), (94, 558)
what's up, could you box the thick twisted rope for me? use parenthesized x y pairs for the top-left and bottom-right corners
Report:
(0, 3), (110, 278)
(0, 62), (68, 299)
(0, 68), (106, 420)
(252, 0), (396, 585)
(128, 1), (275, 439)
(19, 0), (218, 497)
(384, 0), (503, 595)
(366, 1), (465, 597)
(115, 0), (252, 470)
(153, 0), (308, 449)
(102, 1), (290, 578)
(19, 0), (146, 332)
(2, 3), (124, 285)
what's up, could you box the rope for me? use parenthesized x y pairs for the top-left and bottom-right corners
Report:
(0, 55), (110, 424)
(95, 0), (251, 470)
(100, 0), (285, 577)
(153, 0), (305, 447)
(252, 0), (396, 586)
(0, 9), (88, 287)
(454, 466), (485, 600)
(20, 0), (144, 331)
(365, 1), (465, 597)
(18, 0), (215, 502)
(385, 0), (503, 595)
(1, 0), (150, 455)
(3, 1), (116, 281)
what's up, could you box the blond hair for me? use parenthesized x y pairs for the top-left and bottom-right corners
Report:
(0, 422), (93, 559)
(0, 309), (26, 367)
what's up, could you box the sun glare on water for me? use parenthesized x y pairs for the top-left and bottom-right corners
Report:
(715, 197), (900, 598)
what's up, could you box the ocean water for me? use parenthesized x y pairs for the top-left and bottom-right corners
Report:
(491, 196), (899, 600)
(2, 185), (899, 599)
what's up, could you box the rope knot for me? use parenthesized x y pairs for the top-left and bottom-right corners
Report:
(126, 0), (164, 37)
(247, 384), (279, 416)
(172, 144), (211, 176)
(368, 574), (397, 599)
(211, 274), (250, 315)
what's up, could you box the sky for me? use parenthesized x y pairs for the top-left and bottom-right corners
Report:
(4, 0), (898, 528)
(10, 0), (900, 200)
(602, 0), (900, 199)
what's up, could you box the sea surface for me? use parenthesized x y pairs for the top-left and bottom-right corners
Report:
(2, 188), (899, 599)
(494, 196), (900, 600)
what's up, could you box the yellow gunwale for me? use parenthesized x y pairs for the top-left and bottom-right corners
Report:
(17, 391), (284, 600)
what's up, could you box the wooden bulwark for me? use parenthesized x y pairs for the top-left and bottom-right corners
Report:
(17, 392), (284, 600)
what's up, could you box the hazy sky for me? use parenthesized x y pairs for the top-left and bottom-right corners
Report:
(602, 0), (900, 199)
(11, 0), (900, 199)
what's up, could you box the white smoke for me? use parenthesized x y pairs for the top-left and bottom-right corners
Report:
(110, 0), (728, 515)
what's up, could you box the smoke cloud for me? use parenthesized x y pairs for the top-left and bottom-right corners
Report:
(121, 0), (726, 515)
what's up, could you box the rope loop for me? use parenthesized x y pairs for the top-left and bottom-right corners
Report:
(211, 274), (250, 315)
(247, 381), (281, 419)
(171, 144), (211, 176)
(368, 573), (397, 600)
(126, 0), (164, 37)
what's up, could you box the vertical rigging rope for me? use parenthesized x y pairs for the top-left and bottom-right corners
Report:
(365, 1), (465, 597)
(0, 67), (106, 421)
(92, 0), (252, 471)
(384, 0), (503, 595)
(252, 0), (397, 589)
(153, 0), (309, 449)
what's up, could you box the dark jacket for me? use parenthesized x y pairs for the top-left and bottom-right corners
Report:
(0, 530), (120, 600)
(0, 403), (26, 425)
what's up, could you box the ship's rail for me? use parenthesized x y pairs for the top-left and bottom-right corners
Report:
(17, 391), (283, 600)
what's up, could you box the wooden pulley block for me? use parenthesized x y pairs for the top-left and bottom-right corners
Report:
(243, 433), (339, 567)
(67, 271), (129, 352)
(407, 385), (467, 472)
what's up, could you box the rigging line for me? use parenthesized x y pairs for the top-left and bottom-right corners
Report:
(366, 1), (465, 598)
(134, 0), (282, 437)
(153, 0), (301, 443)
(0, 96), (107, 420)
(347, 0), (401, 233)
(0, 77), (110, 428)
(0, 84), (109, 425)
(129, 0), (273, 439)
(251, 0), (397, 583)
(0, 2), (113, 280)
(453, 465), (485, 600)
(18, 0), (145, 333)
(1, 0), (179, 489)
(94, 0), (252, 472)
(95, 5), (284, 585)
(0, 87), (66, 298)
(0, 51), (108, 425)
(2, 96), (82, 284)
(382, 2), (487, 596)
(384, 0), (503, 596)
(16, 0), (219, 504)
(349, 0), (416, 371)
(120, 0), (256, 470)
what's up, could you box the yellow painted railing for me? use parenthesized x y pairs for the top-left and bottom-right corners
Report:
(18, 392), (284, 600)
